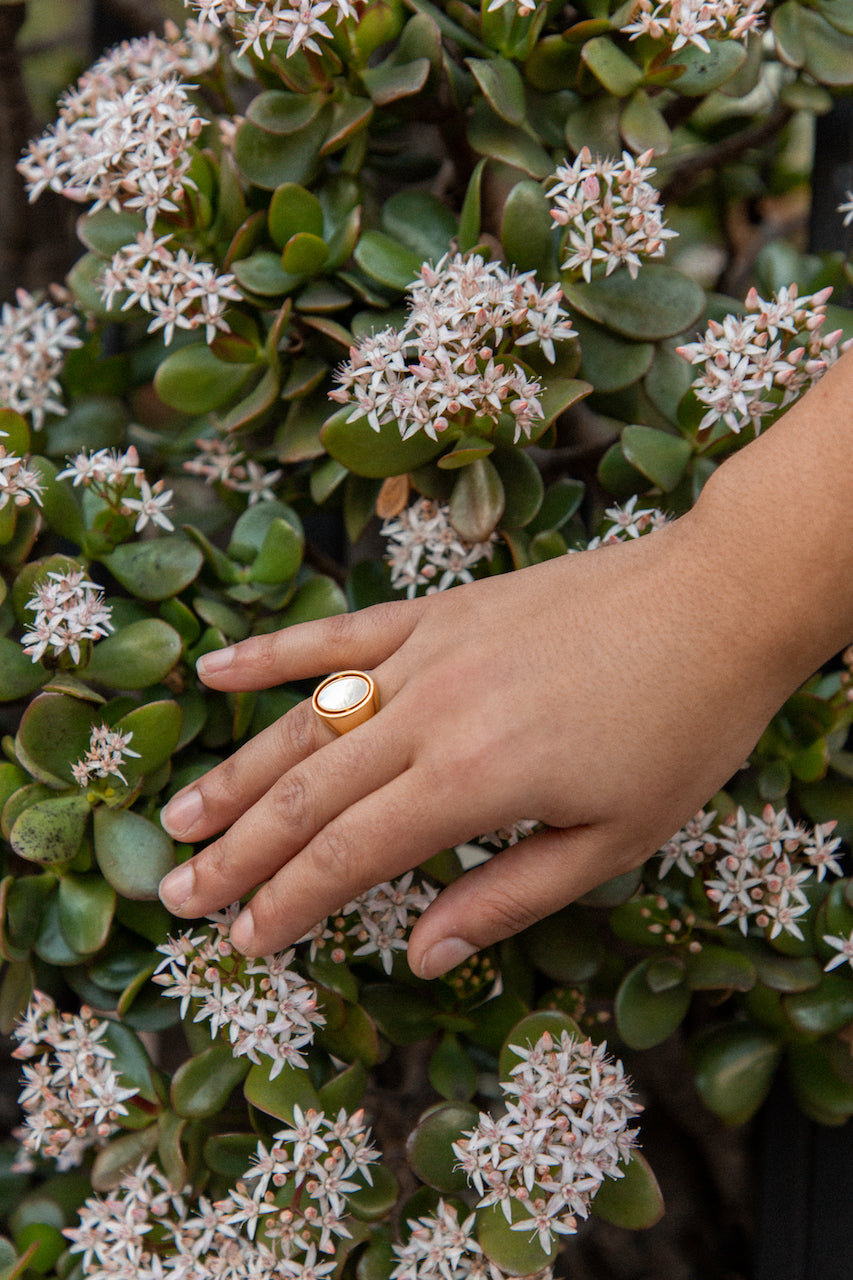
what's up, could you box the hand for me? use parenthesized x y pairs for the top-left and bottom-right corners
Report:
(158, 506), (796, 979)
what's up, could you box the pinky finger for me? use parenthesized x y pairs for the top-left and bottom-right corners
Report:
(408, 824), (643, 979)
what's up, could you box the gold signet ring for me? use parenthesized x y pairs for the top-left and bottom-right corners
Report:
(312, 671), (379, 735)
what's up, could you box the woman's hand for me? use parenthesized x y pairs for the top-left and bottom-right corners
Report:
(157, 504), (797, 978)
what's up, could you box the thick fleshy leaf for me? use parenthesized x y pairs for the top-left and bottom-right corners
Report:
(690, 1023), (782, 1124)
(321, 407), (444, 477)
(783, 973), (853, 1036)
(171, 1044), (250, 1118)
(621, 425), (692, 491)
(0, 638), (47, 702)
(501, 180), (558, 277)
(113, 701), (182, 781)
(685, 946), (756, 991)
(406, 1101), (479, 1192)
(429, 1033), (478, 1101)
(346, 1165), (400, 1221)
(280, 576), (349, 627)
(467, 100), (552, 179)
(154, 346), (254, 414)
(437, 437), (495, 470)
(615, 959), (690, 1049)
(102, 537), (203, 602)
(229, 500), (303, 562)
(458, 158), (487, 254)
(83, 619), (182, 689)
(249, 518), (304, 584)
(520, 906), (604, 981)
(787, 1040), (853, 1125)
(573, 314), (654, 393)
(354, 231), (422, 291)
(316, 1000), (380, 1064)
(231, 252), (301, 300)
(30, 457), (85, 543)
(565, 94), (622, 157)
(620, 89), (672, 155)
(91, 1126), (159, 1193)
(563, 266), (705, 341)
(591, 1151), (665, 1228)
(203, 1133), (259, 1180)
(15, 693), (95, 788)
(318, 1058), (369, 1113)
(582, 36), (643, 95)
(10, 795), (91, 868)
(247, 90), (325, 134)
(76, 207), (146, 257)
(466, 57), (527, 125)
(93, 807), (175, 899)
(361, 57), (430, 104)
(269, 186), (324, 254)
(449, 458), (505, 541)
(380, 191), (457, 261)
(492, 447), (544, 529)
(282, 232), (329, 275)
(57, 873), (115, 954)
(477, 1201), (559, 1276)
(233, 110), (330, 188)
(664, 37), (747, 94)
(360, 983), (436, 1044)
(243, 1057), (321, 1119)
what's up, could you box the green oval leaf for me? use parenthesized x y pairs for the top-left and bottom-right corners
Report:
(102, 537), (203, 602)
(84, 619), (182, 689)
(590, 1150), (664, 1228)
(353, 231), (422, 291)
(664, 37), (747, 94)
(154, 346), (254, 414)
(690, 1023), (782, 1124)
(11, 795), (91, 868)
(321, 406), (444, 477)
(57, 873), (115, 954)
(449, 458), (505, 541)
(621, 424), (692, 491)
(15, 692), (96, 788)
(467, 100), (552, 179)
(93, 807), (176, 899)
(615, 959), (690, 1049)
(233, 110), (331, 189)
(171, 1044), (250, 1119)
(406, 1101), (480, 1192)
(476, 1200), (559, 1276)
(564, 265), (705, 341)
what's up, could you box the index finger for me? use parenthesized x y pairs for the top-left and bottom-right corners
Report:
(195, 596), (426, 691)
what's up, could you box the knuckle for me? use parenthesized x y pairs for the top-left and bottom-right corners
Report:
(268, 769), (313, 831)
(273, 702), (317, 758)
(309, 821), (353, 887)
(479, 887), (539, 937)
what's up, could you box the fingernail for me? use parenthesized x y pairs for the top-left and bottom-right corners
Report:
(161, 789), (203, 836)
(159, 863), (195, 911)
(419, 937), (476, 980)
(230, 909), (254, 954)
(197, 647), (234, 676)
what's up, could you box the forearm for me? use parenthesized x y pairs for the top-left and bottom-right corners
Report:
(691, 345), (853, 690)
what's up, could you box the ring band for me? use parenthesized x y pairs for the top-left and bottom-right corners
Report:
(312, 670), (379, 735)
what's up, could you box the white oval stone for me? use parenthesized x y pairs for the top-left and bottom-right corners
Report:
(317, 674), (369, 713)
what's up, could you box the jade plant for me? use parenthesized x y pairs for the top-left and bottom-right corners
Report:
(2, 0), (853, 1275)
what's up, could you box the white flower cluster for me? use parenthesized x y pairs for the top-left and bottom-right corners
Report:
(480, 0), (537, 15)
(100, 231), (243, 346)
(659, 805), (845, 940)
(548, 148), (677, 283)
(188, 0), (357, 59)
(453, 1032), (642, 1252)
(676, 284), (849, 435)
(583, 497), (669, 551)
(66, 1117), (378, 1280)
(57, 446), (176, 532)
(153, 904), (325, 1078)
(391, 1199), (542, 1280)
(301, 872), (438, 974)
(11, 991), (138, 1172)
(19, 70), (204, 226)
(381, 497), (497, 597)
(620, 0), (766, 52)
(0, 430), (44, 513)
(0, 288), (82, 428)
(184, 436), (283, 505)
(84, 18), (221, 83)
(22, 569), (114, 665)
(72, 724), (140, 787)
(330, 253), (576, 444)
(239, 1105), (380, 1252)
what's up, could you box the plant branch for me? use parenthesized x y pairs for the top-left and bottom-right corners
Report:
(661, 104), (794, 206)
